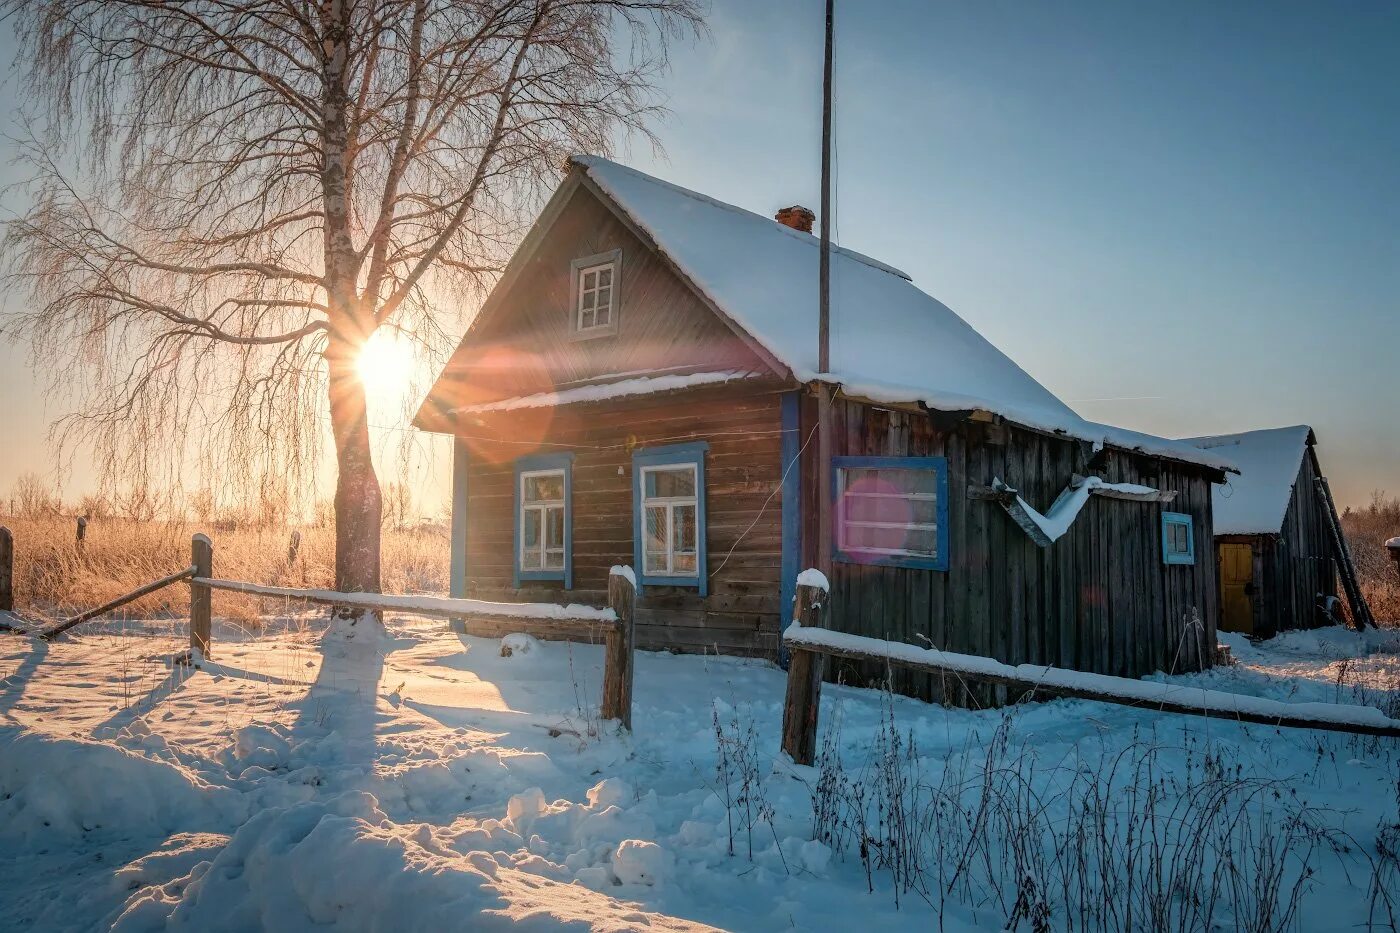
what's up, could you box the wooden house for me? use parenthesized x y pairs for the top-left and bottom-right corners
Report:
(1186, 426), (1346, 637)
(415, 156), (1236, 691)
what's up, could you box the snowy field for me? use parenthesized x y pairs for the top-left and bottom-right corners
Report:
(1, 614), (1398, 932)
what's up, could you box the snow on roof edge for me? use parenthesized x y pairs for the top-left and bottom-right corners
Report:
(835, 377), (1237, 473)
(453, 370), (761, 414)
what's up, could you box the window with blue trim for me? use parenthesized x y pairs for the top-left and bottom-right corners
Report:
(1161, 511), (1195, 566)
(632, 442), (708, 594)
(514, 453), (573, 588)
(833, 456), (949, 571)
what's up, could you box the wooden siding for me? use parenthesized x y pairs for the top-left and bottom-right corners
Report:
(1227, 447), (1337, 637)
(457, 386), (787, 656)
(434, 185), (772, 410)
(803, 397), (1219, 704)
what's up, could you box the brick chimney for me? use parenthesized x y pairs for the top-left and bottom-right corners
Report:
(775, 205), (815, 233)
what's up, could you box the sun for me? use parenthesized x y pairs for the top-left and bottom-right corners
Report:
(357, 330), (417, 405)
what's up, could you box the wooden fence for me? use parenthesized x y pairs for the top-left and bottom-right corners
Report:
(780, 573), (1400, 765)
(0, 529), (638, 729)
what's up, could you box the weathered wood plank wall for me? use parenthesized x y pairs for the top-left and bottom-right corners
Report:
(1254, 447), (1337, 636)
(806, 397), (1219, 702)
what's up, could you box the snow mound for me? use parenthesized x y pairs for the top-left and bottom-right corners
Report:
(0, 728), (243, 844)
(586, 777), (632, 809)
(500, 633), (542, 658)
(612, 839), (672, 886)
(795, 568), (829, 591)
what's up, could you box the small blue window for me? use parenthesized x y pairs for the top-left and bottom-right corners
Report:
(514, 453), (573, 588)
(832, 456), (950, 571)
(632, 441), (708, 595)
(1161, 511), (1195, 566)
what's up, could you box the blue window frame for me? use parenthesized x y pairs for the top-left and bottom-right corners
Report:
(632, 441), (709, 595)
(832, 455), (950, 571)
(514, 452), (574, 589)
(1161, 511), (1195, 566)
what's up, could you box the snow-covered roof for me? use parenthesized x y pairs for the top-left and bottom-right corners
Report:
(573, 156), (1231, 473)
(454, 370), (760, 415)
(1182, 426), (1315, 535)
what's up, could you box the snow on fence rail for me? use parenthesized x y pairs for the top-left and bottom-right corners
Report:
(0, 530), (638, 729)
(779, 571), (1400, 765)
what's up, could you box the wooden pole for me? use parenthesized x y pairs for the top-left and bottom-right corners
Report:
(0, 526), (12, 613)
(1388, 540), (1400, 582)
(1314, 477), (1372, 630)
(818, 0), (834, 376)
(286, 530), (302, 564)
(190, 533), (212, 659)
(75, 515), (87, 551)
(602, 569), (636, 730)
(780, 580), (828, 765)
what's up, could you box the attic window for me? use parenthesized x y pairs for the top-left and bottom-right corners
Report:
(571, 249), (621, 338)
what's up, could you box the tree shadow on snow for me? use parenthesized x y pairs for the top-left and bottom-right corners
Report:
(0, 636), (48, 719)
(283, 614), (398, 783)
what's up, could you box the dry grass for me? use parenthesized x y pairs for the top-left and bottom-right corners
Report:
(0, 514), (450, 625)
(1342, 493), (1400, 626)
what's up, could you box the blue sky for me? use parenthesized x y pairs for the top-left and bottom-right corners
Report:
(1, 0), (1397, 510)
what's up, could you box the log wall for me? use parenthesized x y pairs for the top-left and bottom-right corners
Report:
(457, 384), (787, 656)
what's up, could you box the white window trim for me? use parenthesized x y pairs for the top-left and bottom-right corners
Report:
(519, 468), (566, 572)
(569, 249), (621, 340)
(640, 463), (699, 578)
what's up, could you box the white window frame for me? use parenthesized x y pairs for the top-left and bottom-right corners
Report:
(519, 468), (566, 573)
(640, 462), (700, 578)
(570, 249), (621, 339)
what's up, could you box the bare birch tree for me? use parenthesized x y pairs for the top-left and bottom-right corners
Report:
(2, 0), (700, 601)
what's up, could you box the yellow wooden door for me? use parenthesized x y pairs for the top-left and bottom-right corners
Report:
(1219, 543), (1255, 634)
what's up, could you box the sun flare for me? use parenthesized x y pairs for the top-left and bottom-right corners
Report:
(356, 330), (418, 405)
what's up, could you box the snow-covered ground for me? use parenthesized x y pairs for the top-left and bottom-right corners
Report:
(1, 615), (1398, 931)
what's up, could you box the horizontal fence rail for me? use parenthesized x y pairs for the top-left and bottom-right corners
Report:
(780, 571), (1400, 765)
(193, 577), (619, 627)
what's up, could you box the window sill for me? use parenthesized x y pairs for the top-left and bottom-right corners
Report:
(834, 548), (948, 572)
(517, 569), (568, 582)
(567, 324), (619, 342)
(638, 573), (702, 588)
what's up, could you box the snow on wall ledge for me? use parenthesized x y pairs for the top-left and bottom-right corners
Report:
(782, 624), (1400, 730)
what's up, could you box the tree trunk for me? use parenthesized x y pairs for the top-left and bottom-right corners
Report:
(326, 338), (383, 599)
(319, 0), (381, 606)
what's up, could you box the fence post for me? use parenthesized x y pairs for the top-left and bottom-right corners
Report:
(781, 578), (828, 766)
(0, 526), (12, 613)
(287, 530), (302, 565)
(1388, 538), (1400, 582)
(602, 567), (636, 730)
(75, 515), (88, 551)
(190, 533), (212, 660)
